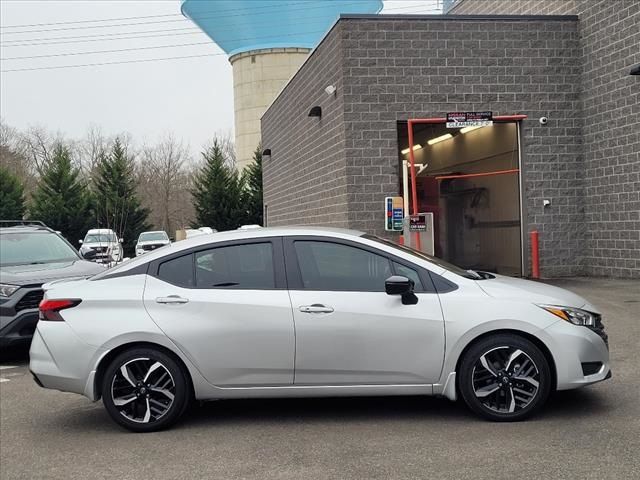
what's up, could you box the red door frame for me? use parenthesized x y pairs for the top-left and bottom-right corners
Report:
(406, 115), (528, 216)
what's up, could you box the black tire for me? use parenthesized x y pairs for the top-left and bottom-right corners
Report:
(458, 334), (551, 422)
(102, 347), (190, 432)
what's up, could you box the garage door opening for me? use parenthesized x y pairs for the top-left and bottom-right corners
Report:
(397, 120), (523, 276)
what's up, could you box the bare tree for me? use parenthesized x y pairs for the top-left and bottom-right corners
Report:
(138, 134), (194, 236)
(0, 118), (37, 195)
(78, 125), (109, 177)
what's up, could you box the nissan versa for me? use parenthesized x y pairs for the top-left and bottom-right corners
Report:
(29, 228), (610, 432)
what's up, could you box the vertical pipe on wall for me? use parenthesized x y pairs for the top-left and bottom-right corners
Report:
(530, 230), (540, 279)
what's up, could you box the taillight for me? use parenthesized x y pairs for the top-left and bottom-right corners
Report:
(39, 299), (82, 321)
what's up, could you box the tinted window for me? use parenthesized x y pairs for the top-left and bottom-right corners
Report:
(158, 254), (193, 287)
(0, 232), (79, 266)
(84, 233), (117, 243)
(195, 243), (274, 289)
(294, 241), (392, 291)
(393, 261), (424, 291)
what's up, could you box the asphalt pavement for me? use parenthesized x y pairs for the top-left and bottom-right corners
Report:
(1, 277), (638, 480)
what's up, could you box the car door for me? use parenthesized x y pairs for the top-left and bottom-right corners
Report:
(285, 237), (445, 386)
(143, 238), (295, 386)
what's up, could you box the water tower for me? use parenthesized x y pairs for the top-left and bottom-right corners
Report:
(182, 0), (383, 170)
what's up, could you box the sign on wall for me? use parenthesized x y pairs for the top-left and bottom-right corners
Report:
(446, 111), (493, 128)
(385, 196), (404, 231)
(409, 214), (428, 232)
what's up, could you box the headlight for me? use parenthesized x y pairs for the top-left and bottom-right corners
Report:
(0, 284), (20, 297)
(538, 305), (597, 327)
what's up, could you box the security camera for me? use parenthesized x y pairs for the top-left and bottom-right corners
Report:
(539, 116), (548, 125)
(325, 85), (337, 96)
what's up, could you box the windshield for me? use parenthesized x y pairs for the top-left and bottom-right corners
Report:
(363, 234), (481, 280)
(138, 232), (168, 242)
(84, 233), (116, 243)
(0, 232), (80, 266)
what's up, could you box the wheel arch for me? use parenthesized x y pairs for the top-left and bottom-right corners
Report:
(454, 329), (558, 394)
(93, 341), (195, 401)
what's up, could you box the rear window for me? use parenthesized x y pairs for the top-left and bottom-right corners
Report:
(0, 232), (79, 266)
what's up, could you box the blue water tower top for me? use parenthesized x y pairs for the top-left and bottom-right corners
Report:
(182, 0), (383, 56)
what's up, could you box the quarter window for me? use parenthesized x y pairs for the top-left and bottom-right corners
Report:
(195, 243), (274, 289)
(294, 241), (392, 291)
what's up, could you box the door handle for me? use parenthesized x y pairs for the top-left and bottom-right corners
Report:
(156, 295), (189, 305)
(299, 304), (334, 314)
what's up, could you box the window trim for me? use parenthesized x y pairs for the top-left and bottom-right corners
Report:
(149, 237), (287, 290)
(283, 236), (436, 293)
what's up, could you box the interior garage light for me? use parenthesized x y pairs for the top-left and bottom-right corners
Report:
(460, 125), (485, 134)
(427, 134), (453, 145)
(401, 144), (422, 155)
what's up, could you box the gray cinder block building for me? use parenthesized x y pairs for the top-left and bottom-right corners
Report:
(261, 0), (639, 278)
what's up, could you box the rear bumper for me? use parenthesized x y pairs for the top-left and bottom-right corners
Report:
(29, 323), (101, 399)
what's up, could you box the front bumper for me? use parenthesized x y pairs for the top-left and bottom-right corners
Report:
(542, 319), (611, 390)
(0, 310), (39, 348)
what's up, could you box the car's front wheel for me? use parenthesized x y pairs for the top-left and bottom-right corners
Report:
(458, 334), (552, 421)
(102, 347), (190, 432)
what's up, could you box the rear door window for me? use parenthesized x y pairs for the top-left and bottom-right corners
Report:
(195, 243), (275, 289)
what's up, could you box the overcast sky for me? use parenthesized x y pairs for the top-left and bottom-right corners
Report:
(0, 0), (441, 155)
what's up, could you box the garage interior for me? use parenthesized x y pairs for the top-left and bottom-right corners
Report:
(397, 122), (522, 276)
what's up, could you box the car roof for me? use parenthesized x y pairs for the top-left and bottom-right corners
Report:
(86, 229), (116, 234)
(0, 225), (53, 234)
(93, 227), (365, 277)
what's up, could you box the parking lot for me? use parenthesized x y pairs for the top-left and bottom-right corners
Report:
(1, 278), (638, 480)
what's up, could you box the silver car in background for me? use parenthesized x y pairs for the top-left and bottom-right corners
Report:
(30, 227), (610, 432)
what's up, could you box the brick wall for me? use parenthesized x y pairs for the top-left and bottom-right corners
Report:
(449, 0), (640, 278)
(261, 23), (350, 228)
(338, 16), (583, 276)
(262, 11), (639, 278)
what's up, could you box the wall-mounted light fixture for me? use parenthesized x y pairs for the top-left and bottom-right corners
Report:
(427, 133), (453, 145)
(401, 144), (422, 155)
(308, 106), (322, 118)
(262, 148), (271, 159)
(325, 85), (337, 96)
(630, 64), (640, 75)
(460, 125), (485, 134)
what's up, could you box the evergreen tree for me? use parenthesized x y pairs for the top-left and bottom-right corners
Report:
(93, 138), (150, 255)
(242, 145), (263, 226)
(29, 144), (92, 242)
(191, 140), (245, 231)
(0, 165), (26, 219)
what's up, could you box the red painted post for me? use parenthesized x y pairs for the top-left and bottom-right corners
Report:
(530, 230), (540, 279)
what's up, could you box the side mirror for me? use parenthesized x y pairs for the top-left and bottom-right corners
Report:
(78, 239), (83, 244)
(119, 238), (124, 243)
(385, 275), (418, 305)
(81, 249), (96, 260)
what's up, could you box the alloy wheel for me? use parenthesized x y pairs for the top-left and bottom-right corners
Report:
(471, 346), (540, 414)
(110, 357), (176, 424)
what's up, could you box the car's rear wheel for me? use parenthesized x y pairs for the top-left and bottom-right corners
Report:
(102, 347), (189, 432)
(458, 334), (551, 422)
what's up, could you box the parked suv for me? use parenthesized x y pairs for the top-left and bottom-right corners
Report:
(135, 231), (170, 256)
(0, 221), (105, 349)
(79, 229), (123, 264)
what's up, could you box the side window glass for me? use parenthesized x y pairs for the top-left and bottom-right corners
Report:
(158, 254), (193, 287)
(294, 241), (392, 291)
(195, 243), (274, 289)
(393, 261), (424, 291)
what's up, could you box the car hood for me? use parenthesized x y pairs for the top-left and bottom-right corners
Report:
(476, 274), (598, 312)
(136, 240), (170, 246)
(82, 242), (116, 248)
(0, 260), (106, 286)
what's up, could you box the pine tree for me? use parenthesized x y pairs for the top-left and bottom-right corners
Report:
(242, 145), (263, 226)
(29, 144), (92, 242)
(92, 138), (150, 255)
(0, 165), (26, 219)
(191, 140), (245, 231)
